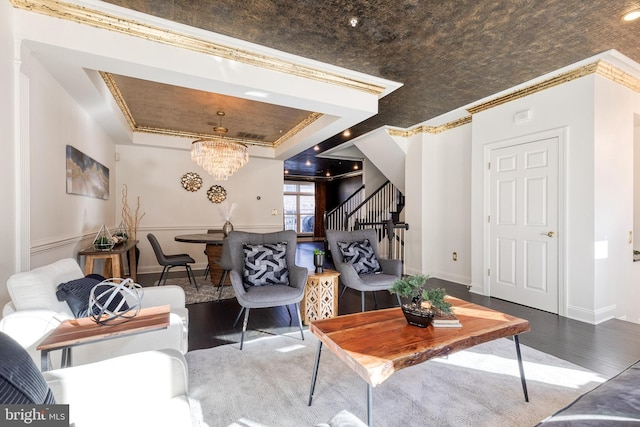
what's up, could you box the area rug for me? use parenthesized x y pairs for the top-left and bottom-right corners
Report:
(154, 277), (236, 304)
(186, 331), (607, 427)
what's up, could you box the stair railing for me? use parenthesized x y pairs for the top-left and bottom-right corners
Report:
(324, 184), (365, 232)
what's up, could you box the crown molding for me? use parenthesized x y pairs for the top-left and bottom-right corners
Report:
(467, 60), (640, 115)
(11, 0), (387, 95)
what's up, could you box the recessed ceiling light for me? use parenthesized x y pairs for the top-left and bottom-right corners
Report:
(623, 9), (640, 21)
(305, 160), (311, 166)
(343, 129), (351, 137)
(313, 145), (320, 151)
(245, 90), (269, 98)
(326, 171), (331, 177)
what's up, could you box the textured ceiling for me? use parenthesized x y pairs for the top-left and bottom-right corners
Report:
(108, 73), (313, 145)
(100, 0), (640, 177)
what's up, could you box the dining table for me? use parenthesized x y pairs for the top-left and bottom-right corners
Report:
(174, 231), (229, 287)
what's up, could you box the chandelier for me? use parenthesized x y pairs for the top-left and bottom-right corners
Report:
(191, 111), (249, 180)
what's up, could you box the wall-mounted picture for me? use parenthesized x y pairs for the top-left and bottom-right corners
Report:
(66, 145), (109, 200)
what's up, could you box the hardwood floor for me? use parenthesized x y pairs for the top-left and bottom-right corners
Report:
(138, 242), (640, 378)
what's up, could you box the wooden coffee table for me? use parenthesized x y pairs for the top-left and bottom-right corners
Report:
(37, 305), (170, 371)
(308, 297), (531, 425)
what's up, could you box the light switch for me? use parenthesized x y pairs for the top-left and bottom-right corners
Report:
(271, 209), (278, 215)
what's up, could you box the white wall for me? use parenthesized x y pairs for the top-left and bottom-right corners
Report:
(404, 133), (425, 275)
(429, 124), (472, 284)
(25, 48), (117, 268)
(593, 76), (640, 324)
(0, 1), (16, 308)
(468, 74), (640, 324)
(116, 144), (285, 273)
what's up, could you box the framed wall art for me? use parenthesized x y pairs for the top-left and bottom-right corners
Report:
(65, 145), (110, 200)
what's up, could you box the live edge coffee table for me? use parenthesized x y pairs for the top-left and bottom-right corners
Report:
(308, 297), (531, 426)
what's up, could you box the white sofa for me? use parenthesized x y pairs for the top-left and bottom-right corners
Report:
(43, 349), (192, 427)
(1, 258), (189, 369)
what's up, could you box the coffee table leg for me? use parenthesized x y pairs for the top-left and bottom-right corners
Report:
(308, 341), (323, 406)
(367, 383), (373, 426)
(514, 335), (529, 402)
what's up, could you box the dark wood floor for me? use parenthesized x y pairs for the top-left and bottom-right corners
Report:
(138, 242), (640, 378)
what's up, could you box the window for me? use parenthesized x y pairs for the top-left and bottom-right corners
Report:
(284, 181), (315, 234)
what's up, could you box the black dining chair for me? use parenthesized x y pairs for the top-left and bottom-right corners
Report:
(147, 233), (198, 290)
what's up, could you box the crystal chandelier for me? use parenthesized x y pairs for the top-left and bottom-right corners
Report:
(191, 111), (249, 180)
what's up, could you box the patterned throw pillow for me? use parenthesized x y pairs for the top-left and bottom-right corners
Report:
(243, 242), (289, 287)
(337, 239), (382, 274)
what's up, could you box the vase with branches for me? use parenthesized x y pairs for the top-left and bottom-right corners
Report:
(218, 201), (238, 236)
(121, 184), (145, 241)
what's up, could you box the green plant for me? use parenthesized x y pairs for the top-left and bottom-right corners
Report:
(313, 249), (325, 256)
(388, 274), (452, 315)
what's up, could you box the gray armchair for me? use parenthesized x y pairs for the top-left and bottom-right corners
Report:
(226, 230), (308, 349)
(326, 229), (402, 312)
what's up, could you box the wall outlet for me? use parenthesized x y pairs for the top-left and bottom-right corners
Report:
(452, 252), (458, 261)
(271, 209), (278, 215)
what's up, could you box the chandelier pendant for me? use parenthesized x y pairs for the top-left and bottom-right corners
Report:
(191, 111), (249, 180)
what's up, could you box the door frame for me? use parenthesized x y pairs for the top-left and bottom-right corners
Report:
(482, 127), (567, 316)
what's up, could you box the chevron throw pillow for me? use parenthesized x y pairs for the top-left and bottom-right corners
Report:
(243, 242), (289, 287)
(337, 239), (382, 274)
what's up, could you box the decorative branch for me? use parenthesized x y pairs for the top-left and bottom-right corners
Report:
(121, 184), (145, 240)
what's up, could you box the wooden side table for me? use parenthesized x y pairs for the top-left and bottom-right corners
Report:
(37, 305), (170, 371)
(78, 239), (139, 281)
(301, 269), (340, 325)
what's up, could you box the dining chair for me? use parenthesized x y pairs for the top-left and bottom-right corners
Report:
(225, 230), (307, 349)
(147, 233), (198, 290)
(326, 229), (402, 312)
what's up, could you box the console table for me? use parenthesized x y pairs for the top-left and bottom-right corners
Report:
(78, 239), (139, 281)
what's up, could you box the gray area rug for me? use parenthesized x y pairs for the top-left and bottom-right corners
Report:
(186, 331), (607, 427)
(154, 277), (236, 304)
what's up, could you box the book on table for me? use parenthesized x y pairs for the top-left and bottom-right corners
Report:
(432, 312), (461, 328)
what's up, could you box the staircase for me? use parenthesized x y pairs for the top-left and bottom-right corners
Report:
(324, 181), (408, 267)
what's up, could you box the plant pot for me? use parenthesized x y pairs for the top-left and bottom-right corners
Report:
(313, 254), (324, 274)
(401, 304), (434, 328)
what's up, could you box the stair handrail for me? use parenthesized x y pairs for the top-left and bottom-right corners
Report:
(325, 184), (365, 218)
(344, 180), (393, 223)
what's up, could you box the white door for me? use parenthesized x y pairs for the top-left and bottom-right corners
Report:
(489, 137), (559, 313)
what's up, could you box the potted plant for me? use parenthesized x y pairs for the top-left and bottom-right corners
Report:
(388, 274), (452, 327)
(313, 249), (325, 274)
(93, 225), (115, 251)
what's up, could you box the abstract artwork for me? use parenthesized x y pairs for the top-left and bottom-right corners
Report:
(65, 145), (109, 199)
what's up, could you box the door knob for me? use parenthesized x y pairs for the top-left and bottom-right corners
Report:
(540, 231), (555, 237)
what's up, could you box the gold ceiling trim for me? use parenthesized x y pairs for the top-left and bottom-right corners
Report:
(136, 126), (273, 147)
(273, 112), (323, 148)
(594, 61), (640, 93)
(467, 60), (640, 115)
(11, 0), (386, 95)
(99, 71), (137, 130)
(388, 115), (472, 137)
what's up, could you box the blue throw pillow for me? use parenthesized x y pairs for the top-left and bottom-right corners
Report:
(242, 242), (289, 288)
(337, 239), (382, 274)
(56, 274), (129, 318)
